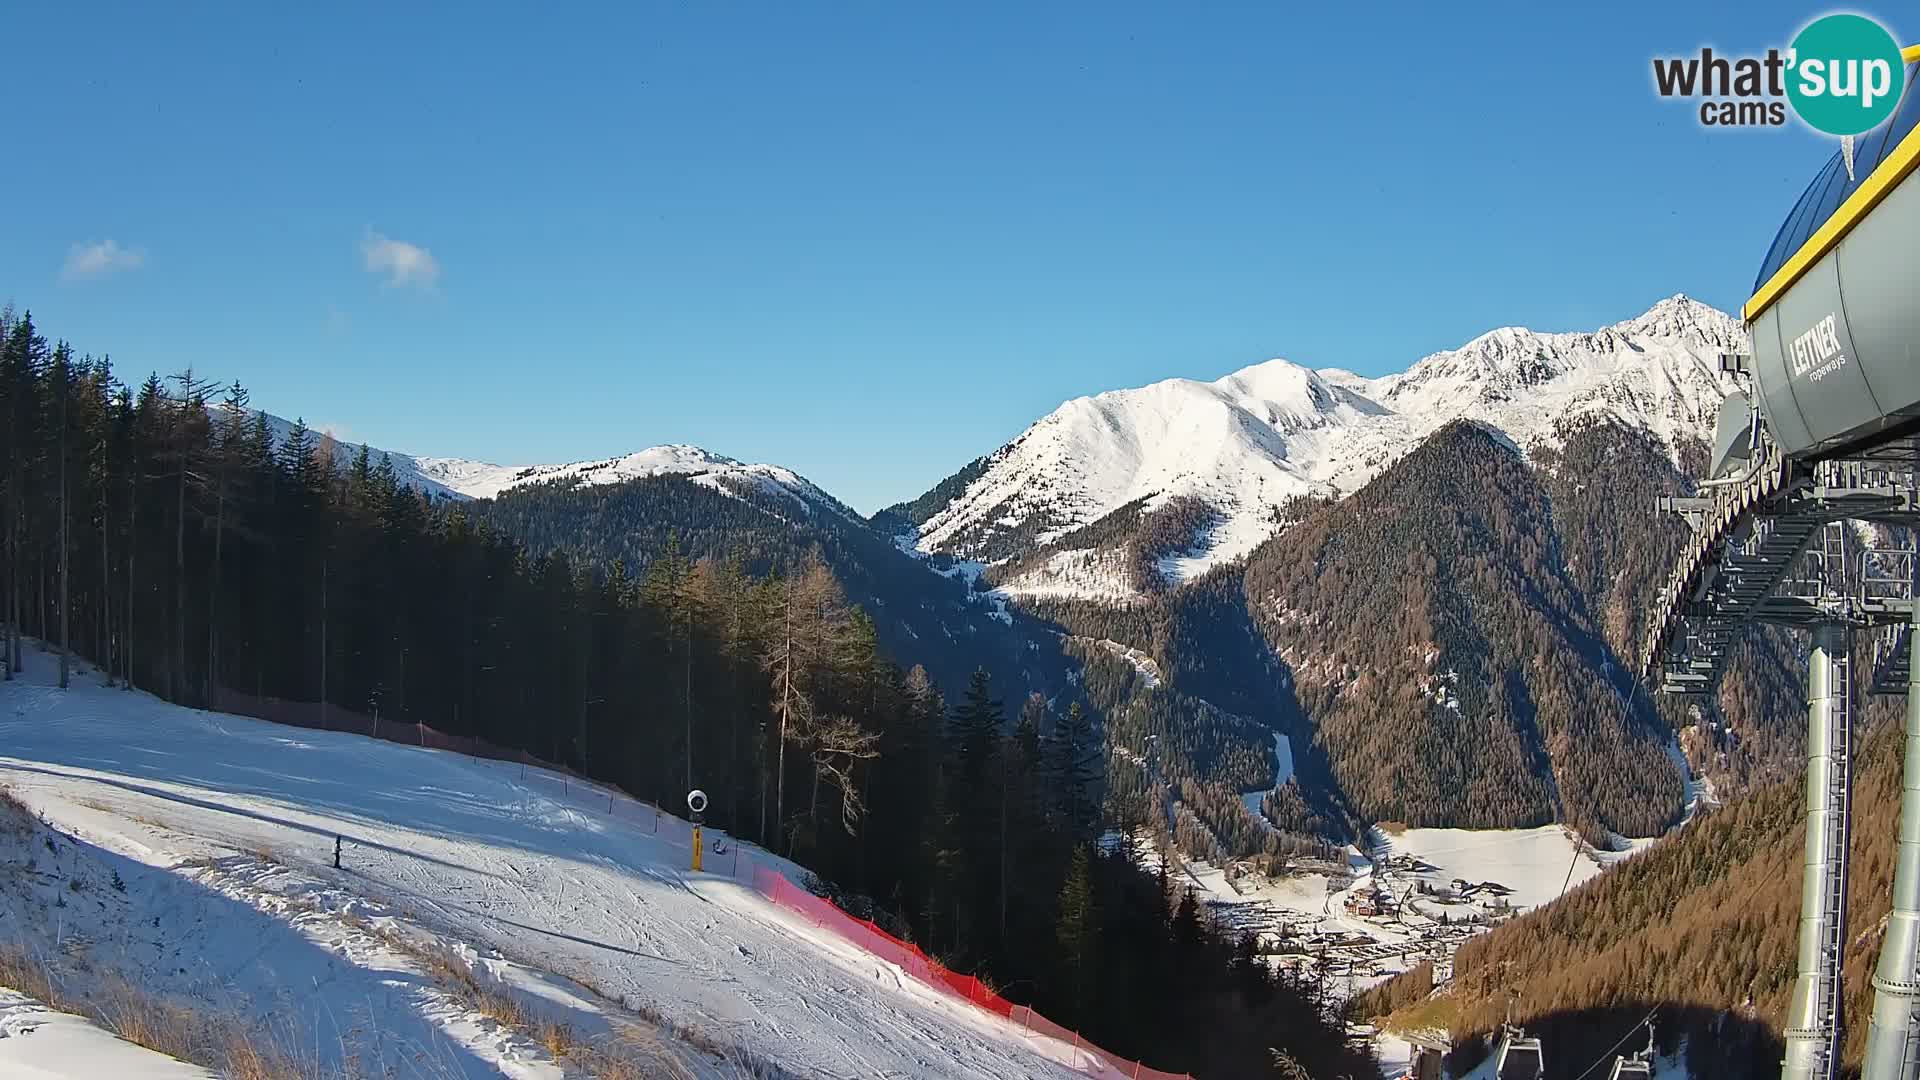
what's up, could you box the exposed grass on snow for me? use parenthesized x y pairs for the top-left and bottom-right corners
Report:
(0, 786), (35, 836)
(390, 934), (717, 1079)
(0, 940), (337, 1078)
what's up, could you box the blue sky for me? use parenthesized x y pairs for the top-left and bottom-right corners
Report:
(0, 2), (1884, 512)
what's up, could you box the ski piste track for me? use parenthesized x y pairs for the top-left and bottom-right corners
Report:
(0, 654), (1189, 1080)
(1642, 41), (1920, 1080)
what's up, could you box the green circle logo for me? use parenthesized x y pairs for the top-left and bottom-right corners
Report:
(1787, 14), (1906, 135)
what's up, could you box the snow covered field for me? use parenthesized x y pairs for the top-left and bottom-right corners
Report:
(1377, 825), (1645, 912)
(0, 648), (1104, 1079)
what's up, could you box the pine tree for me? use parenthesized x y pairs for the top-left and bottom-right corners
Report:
(164, 369), (215, 703)
(205, 381), (252, 700)
(53, 342), (72, 689)
(1055, 844), (1099, 1027)
(946, 667), (1006, 956)
(2, 313), (49, 677)
(1046, 700), (1102, 842)
(644, 534), (700, 796)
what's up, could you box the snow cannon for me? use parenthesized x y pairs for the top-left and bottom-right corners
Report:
(687, 789), (707, 872)
(1743, 46), (1920, 463)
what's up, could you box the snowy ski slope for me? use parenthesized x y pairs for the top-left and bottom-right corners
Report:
(0, 649), (1098, 1079)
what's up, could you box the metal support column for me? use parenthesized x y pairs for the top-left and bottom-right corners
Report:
(1786, 624), (1856, 1080)
(1866, 601), (1920, 1080)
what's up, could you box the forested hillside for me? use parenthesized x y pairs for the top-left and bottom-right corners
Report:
(0, 308), (1375, 1078)
(1243, 420), (1684, 841)
(1355, 693), (1906, 1080)
(1535, 417), (1809, 802)
(464, 469), (1073, 702)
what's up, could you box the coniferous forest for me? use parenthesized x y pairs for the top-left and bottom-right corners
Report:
(0, 309), (1374, 1078)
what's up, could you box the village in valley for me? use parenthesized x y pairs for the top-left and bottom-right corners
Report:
(1159, 823), (1645, 998)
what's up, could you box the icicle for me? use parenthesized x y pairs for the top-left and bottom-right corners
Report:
(1842, 135), (1857, 181)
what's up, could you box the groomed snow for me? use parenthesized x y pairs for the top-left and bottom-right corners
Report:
(0, 648), (1108, 1080)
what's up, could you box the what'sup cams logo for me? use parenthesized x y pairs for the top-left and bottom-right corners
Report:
(1653, 13), (1906, 135)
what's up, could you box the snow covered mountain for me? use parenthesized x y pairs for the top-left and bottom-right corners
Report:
(409, 444), (858, 517)
(905, 295), (1744, 598)
(255, 410), (853, 518)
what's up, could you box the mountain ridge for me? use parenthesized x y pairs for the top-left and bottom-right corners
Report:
(906, 294), (1743, 601)
(246, 412), (855, 521)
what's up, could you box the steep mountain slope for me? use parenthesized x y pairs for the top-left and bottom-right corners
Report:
(911, 360), (1382, 577)
(244, 415), (1057, 718)
(464, 473), (1077, 712)
(1533, 418), (1810, 803)
(1242, 420), (1684, 839)
(1357, 691), (1906, 1080)
(905, 296), (1741, 601)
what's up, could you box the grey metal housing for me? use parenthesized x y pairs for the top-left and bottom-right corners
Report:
(1749, 164), (1920, 461)
(1710, 390), (1754, 479)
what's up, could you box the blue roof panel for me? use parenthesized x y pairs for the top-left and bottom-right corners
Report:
(1754, 61), (1920, 293)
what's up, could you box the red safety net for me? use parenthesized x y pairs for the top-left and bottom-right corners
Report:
(751, 866), (1191, 1080)
(206, 684), (1189, 1078)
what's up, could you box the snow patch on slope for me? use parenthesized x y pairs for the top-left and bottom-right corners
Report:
(1240, 731), (1295, 829)
(997, 548), (1141, 602)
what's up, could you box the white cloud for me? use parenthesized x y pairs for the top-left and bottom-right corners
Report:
(61, 240), (145, 281)
(361, 228), (439, 289)
(311, 420), (358, 444)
